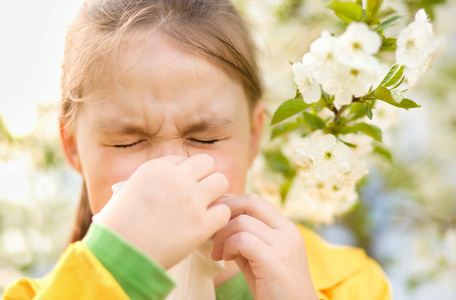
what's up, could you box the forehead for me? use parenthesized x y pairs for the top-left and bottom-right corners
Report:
(78, 32), (249, 130)
(86, 31), (244, 98)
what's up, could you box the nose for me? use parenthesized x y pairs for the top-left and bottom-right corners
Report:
(146, 140), (190, 160)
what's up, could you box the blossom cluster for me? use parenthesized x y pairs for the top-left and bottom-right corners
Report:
(283, 132), (368, 224)
(293, 23), (383, 108)
(396, 9), (439, 86)
(264, 4), (439, 225)
(292, 9), (438, 109)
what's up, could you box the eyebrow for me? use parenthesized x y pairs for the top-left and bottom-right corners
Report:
(180, 117), (233, 136)
(95, 118), (159, 140)
(96, 116), (233, 137)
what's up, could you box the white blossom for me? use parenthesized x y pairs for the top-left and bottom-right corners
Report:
(293, 148), (314, 171)
(295, 134), (351, 180)
(283, 172), (358, 224)
(322, 61), (378, 109)
(297, 25), (382, 109)
(407, 52), (436, 86)
(283, 131), (324, 159)
(292, 55), (321, 104)
(337, 160), (368, 188)
(335, 22), (382, 69)
(396, 9), (439, 86)
(309, 30), (339, 84)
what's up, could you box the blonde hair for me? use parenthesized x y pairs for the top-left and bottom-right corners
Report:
(62, 0), (262, 242)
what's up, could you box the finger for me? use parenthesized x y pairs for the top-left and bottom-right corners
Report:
(233, 256), (256, 297)
(212, 214), (276, 261)
(222, 194), (286, 229)
(205, 203), (231, 234)
(179, 154), (216, 181)
(198, 172), (229, 205)
(209, 194), (236, 208)
(222, 231), (270, 262)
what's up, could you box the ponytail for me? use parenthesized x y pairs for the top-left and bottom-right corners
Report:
(70, 181), (93, 243)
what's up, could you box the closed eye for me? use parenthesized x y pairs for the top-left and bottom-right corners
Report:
(113, 140), (143, 148)
(189, 139), (219, 144)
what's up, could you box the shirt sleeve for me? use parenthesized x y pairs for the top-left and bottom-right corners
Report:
(321, 257), (391, 300)
(215, 272), (253, 300)
(2, 224), (176, 300)
(3, 241), (130, 300)
(83, 223), (175, 300)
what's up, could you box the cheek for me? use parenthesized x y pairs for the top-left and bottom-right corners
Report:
(80, 149), (146, 214)
(212, 151), (249, 196)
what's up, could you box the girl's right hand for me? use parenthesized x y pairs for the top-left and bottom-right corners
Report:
(96, 154), (231, 270)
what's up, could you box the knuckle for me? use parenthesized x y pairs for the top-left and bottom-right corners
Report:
(233, 214), (249, 229)
(246, 193), (263, 205)
(234, 231), (250, 244)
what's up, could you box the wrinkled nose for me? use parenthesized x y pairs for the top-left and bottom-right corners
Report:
(146, 140), (190, 160)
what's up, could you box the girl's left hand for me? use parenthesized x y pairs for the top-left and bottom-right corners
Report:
(211, 194), (319, 300)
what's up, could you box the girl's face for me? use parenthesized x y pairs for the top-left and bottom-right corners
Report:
(62, 33), (263, 214)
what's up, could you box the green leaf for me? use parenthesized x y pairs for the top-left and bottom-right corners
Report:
(321, 91), (331, 105)
(378, 15), (403, 29)
(366, 106), (373, 120)
(342, 122), (382, 142)
(374, 87), (421, 109)
(263, 150), (295, 177)
(378, 64), (404, 88)
(349, 102), (367, 120)
(295, 89), (302, 99)
(390, 76), (405, 90)
(366, 0), (383, 23)
(271, 97), (309, 125)
(280, 177), (295, 204)
(327, 0), (363, 23)
(303, 112), (327, 130)
(378, 7), (396, 19)
(373, 144), (393, 163)
(380, 37), (397, 51)
(397, 98), (421, 109)
(339, 139), (357, 148)
(270, 122), (300, 140)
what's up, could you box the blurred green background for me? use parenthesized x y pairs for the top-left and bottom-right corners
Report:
(1, 0), (455, 298)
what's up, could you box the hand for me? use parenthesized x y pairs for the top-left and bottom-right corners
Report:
(211, 194), (318, 300)
(97, 154), (231, 269)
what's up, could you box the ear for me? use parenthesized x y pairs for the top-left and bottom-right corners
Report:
(248, 101), (264, 167)
(59, 120), (83, 174)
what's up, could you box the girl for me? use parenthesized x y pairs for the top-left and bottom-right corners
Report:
(4, 0), (390, 299)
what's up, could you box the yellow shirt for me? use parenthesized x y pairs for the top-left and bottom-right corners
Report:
(3, 224), (391, 299)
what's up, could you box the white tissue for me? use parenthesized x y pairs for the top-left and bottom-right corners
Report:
(166, 242), (225, 300)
